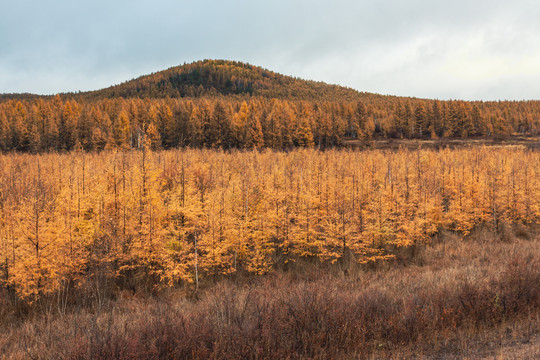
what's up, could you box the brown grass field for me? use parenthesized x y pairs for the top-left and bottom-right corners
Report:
(0, 225), (538, 359)
(346, 135), (540, 150)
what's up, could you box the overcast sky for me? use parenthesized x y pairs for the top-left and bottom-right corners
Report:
(1, 0), (540, 100)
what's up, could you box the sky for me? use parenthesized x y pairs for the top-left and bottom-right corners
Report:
(1, 0), (540, 100)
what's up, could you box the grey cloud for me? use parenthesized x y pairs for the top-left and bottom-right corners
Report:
(0, 0), (539, 100)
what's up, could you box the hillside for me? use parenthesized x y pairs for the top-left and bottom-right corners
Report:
(0, 59), (539, 152)
(82, 59), (374, 101)
(0, 59), (385, 103)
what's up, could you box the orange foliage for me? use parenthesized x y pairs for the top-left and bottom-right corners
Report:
(0, 147), (538, 301)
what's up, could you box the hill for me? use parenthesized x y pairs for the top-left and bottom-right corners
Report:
(82, 59), (375, 101)
(0, 60), (383, 102)
(0, 60), (539, 152)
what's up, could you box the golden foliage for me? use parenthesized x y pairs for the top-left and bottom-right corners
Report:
(0, 147), (538, 300)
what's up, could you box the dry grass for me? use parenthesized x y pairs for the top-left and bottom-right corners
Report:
(346, 135), (540, 150)
(0, 227), (539, 359)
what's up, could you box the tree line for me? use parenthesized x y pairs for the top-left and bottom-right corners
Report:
(0, 95), (539, 152)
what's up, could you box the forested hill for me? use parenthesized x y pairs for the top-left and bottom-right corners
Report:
(82, 60), (374, 101)
(0, 59), (539, 152)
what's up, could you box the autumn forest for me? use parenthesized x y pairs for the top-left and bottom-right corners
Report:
(1, 60), (539, 153)
(0, 146), (538, 298)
